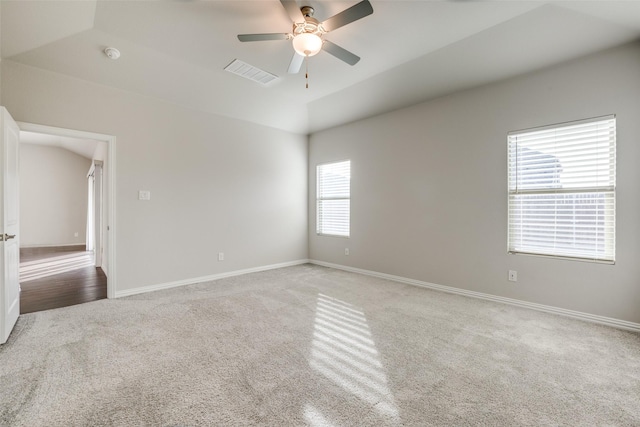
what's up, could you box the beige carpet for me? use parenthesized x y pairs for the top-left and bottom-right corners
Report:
(1, 264), (639, 426)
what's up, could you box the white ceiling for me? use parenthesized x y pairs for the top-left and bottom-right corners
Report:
(20, 131), (100, 160)
(2, 1), (640, 134)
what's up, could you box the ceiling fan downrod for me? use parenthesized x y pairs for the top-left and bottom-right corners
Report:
(300, 6), (314, 18)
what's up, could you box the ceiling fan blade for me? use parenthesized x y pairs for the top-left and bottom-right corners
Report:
(288, 53), (304, 74)
(322, 40), (360, 66)
(280, 0), (304, 23)
(237, 33), (289, 42)
(321, 0), (374, 32)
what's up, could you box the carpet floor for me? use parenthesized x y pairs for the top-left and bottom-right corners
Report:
(1, 264), (639, 426)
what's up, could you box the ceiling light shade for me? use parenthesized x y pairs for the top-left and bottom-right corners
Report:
(292, 33), (323, 57)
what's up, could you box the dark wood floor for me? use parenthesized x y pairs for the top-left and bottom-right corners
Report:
(20, 247), (107, 314)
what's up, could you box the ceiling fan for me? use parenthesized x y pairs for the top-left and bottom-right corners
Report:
(237, 0), (374, 74)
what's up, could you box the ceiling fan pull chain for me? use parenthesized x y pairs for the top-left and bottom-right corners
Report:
(305, 56), (309, 89)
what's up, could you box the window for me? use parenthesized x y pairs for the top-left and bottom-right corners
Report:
(317, 160), (350, 237)
(508, 116), (616, 262)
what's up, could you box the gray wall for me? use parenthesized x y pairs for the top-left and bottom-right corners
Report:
(20, 144), (91, 247)
(309, 42), (640, 324)
(2, 61), (308, 293)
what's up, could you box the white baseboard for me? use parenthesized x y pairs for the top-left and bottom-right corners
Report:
(21, 243), (85, 249)
(114, 259), (310, 298)
(310, 260), (640, 333)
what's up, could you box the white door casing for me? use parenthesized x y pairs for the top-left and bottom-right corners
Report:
(1, 107), (21, 344)
(94, 161), (103, 268)
(85, 160), (103, 267)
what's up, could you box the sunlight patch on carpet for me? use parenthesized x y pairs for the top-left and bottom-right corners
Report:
(308, 293), (401, 424)
(304, 404), (339, 427)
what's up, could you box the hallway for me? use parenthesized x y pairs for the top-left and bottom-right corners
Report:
(20, 247), (107, 314)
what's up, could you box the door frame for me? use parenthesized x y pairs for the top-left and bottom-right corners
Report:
(17, 122), (117, 298)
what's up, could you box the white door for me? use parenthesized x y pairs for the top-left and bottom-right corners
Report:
(0, 107), (20, 344)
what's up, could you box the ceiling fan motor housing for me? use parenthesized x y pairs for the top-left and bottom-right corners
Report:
(293, 7), (326, 37)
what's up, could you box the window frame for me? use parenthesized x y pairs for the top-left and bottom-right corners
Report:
(316, 159), (351, 238)
(507, 115), (616, 264)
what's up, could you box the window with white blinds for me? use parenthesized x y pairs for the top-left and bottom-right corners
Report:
(508, 116), (616, 262)
(317, 160), (350, 237)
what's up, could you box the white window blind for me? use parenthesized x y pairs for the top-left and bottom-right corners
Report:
(317, 160), (350, 237)
(508, 116), (616, 262)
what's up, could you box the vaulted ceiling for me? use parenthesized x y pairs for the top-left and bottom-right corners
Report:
(20, 131), (101, 160)
(2, 1), (640, 134)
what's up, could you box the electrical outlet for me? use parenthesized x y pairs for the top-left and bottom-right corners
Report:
(345, 248), (350, 256)
(74, 232), (79, 237)
(508, 270), (518, 282)
(138, 190), (151, 201)
(218, 252), (224, 261)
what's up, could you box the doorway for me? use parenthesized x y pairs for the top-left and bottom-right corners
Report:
(19, 247), (107, 313)
(17, 123), (116, 312)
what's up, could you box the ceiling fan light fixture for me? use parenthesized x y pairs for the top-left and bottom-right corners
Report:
(292, 33), (323, 57)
